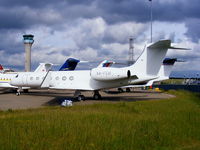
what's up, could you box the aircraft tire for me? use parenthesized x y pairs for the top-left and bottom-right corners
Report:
(16, 92), (20, 96)
(93, 94), (102, 100)
(77, 95), (85, 101)
(118, 88), (124, 93)
(126, 88), (131, 92)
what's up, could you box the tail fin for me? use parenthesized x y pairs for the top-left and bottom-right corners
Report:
(34, 63), (53, 72)
(158, 58), (177, 78)
(130, 40), (171, 76)
(59, 58), (80, 71)
(97, 60), (114, 68)
(0, 64), (3, 71)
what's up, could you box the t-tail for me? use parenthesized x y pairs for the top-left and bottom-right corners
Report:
(34, 63), (53, 72)
(128, 40), (189, 77)
(59, 58), (80, 71)
(160, 58), (177, 78)
(97, 60), (114, 68)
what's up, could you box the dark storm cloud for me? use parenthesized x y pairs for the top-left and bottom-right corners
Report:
(0, 0), (200, 30)
(0, 8), (33, 30)
(0, 6), (64, 30)
(0, 30), (23, 54)
(0, 0), (200, 65)
(0, 0), (57, 8)
(185, 19), (200, 43)
(96, 0), (200, 23)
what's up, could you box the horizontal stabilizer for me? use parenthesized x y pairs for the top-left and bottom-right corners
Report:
(163, 58), (177, 65)
(148, 40), (171, 49)
(163, 58), (185, 65)
(148, 40), (190, 50)
(169, 46), (190, 50)
(176, 59), (186, 62)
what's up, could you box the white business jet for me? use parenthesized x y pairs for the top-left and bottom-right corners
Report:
(10, 40), (186, 100)
(117, 58), (182, 92)
(0, 63), (52, 91)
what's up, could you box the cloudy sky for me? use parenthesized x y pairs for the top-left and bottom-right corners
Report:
(0, 0), (200, 71)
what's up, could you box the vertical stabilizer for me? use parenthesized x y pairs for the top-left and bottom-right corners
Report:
(0, 64), (3, 71)
(160, 58), (177, 78)
(34, 63), (52, 72)
(59, 58), (80, 71)
(130, 40), (171, 76)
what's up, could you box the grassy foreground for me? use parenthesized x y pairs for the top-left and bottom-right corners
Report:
(0, 91), (200, 150)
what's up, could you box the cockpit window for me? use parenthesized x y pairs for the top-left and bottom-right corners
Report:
(15, 75), (19, 78)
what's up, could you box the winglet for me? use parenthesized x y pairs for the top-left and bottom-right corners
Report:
(169, 46), (191, 50)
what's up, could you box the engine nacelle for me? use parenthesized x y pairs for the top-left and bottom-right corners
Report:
(10, 72), (46, 87)
(91, 68), (131, 81)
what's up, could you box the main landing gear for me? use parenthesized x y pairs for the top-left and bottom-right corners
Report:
(15, 88), (29, 96)
(74, 90), (102, 101)
(74, 90), (85, 101)
(93, 90), (102, 100)
(16, 88), (21, 96)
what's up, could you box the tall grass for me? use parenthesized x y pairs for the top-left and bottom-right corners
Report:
(0, 91), (200, 150)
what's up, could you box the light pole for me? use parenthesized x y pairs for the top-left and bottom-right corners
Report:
(149, 0), (153, 43)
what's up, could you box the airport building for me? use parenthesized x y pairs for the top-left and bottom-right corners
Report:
(23, 34), (34, 72)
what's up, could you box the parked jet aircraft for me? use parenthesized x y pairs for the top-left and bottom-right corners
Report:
(117, 58), (182, 92)
(0, 64), (3, 72)
(10, 40), (187, 100)
(0, 58), (82, 93)
(0, 63), (52, 90)
(0, 64), (15, 73)
(59, 58), (80, 71)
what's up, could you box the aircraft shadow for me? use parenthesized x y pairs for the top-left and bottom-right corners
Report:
(43, 94), (162, 106)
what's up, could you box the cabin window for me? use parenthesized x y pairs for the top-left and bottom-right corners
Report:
(36, 77), (39, 80)
(30, 77), (33, 80)
(56, 76), (59, 80)
(69, 76), (74, 81)
(62, 76), (67, 81)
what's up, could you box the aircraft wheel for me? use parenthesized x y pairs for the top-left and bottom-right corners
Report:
(16, 92), (20, 96)
(126, 88), (131, 92)
(77, 95), (85, 101)
(93, 94), (102, 100)
(118, 88), (124, 93)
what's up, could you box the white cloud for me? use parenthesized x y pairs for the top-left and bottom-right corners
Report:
(1, 16), (200, 71)
(0, 50), (24, 66)
(105, 22), (147, 43)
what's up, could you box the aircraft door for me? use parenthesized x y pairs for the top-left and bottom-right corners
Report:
(22, 74), (28, 86)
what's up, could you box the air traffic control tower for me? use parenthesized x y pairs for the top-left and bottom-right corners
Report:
(23, 34), (34, 72)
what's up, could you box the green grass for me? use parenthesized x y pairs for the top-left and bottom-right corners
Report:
(161, 79), (184, 84)
(0, 91), (200, 150)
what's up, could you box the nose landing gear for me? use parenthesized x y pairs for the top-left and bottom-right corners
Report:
(16, 88), (21, 96)
(93, 90), (102, 100)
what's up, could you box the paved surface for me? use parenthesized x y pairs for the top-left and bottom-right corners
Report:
(0, 89), (174, 110)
